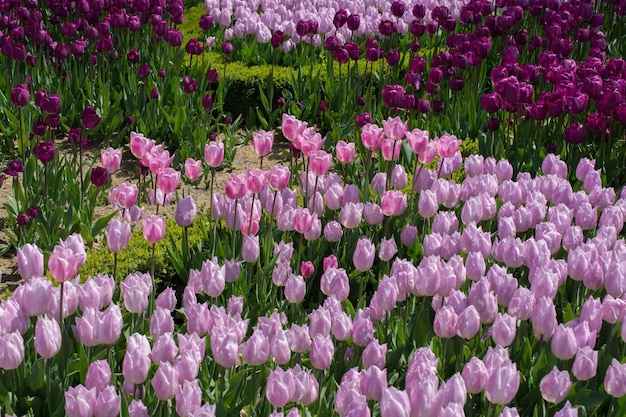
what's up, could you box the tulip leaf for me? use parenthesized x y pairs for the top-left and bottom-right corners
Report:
(27, 359), (45, 392)
(174, 106), (187, 132)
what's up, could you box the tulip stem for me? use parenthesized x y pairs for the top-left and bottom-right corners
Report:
(19, 107), (25, 163)
(232, 198), (239, 258)
(150, 242), (156, 315)
(113, 252), (118, 281)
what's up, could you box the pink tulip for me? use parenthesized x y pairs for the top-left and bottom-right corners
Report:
(491, 313), (517, 347)
(309, 150), (331, 176)
(142, 215), (166, 244)
(48, 234), (86, 283)
(0, 331), (24, 370)
(175, 379), (202, 417)
(184, 158), (201, 181)
(282, 114), (307, 141)
(381, 190), (407, 216)
(152, 361), (179, 401)
(19, 276), (52, 317)
(382, 116), (407, 141)
(336, 140), (356, 163)
(95, 386), (121, 417)
(175, 195), (197, 227)
(225, 173), (248, 199)
(353, 237), (375, 272)
(17, 243), (44, 280)
(363, 339), (387, 369)
(381, 139), (402, 161)
(551, 324), (577, 360)
(540, 366), (571, 404)
(34, 316), (62, 358)
(266, 367), (294, 408)
(285, 274), (306, 303)
(101, 147), (122, 173)
(106, 218), (131, 253)
(485, 360), (520, 405)
(242, 235), (260, 263)
(204, 141), (224, 168)
(122, 333), (151, 384)
(253, 129), (274, 156)
(128, 400), (149, 417)
(572, 346), (598, 381)
(150, 307), (175, 339)
(352, 310), (374, 346)
(157, 167), (181, 194)
(406, 128), (429, 155)
(85, 360), (111, 392)
(114, 182), (139, 209)
(65, 385), (97, 417)
(605, 359), (626, 397)
(361, 123), (383, 151)
(436, 133), (461, 158)
(268, 164), (290, 191)
(210, 326), (238, 368)
(462, 357), (488, 394)
(456, 305), (481, 340)
(243, 328), (270, 366)
(130, 132), (155, 160)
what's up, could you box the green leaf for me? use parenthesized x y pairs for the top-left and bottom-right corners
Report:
(174, 106), (187, 132)
(27, 359), (45, 392)
(92, 211), (117, 238)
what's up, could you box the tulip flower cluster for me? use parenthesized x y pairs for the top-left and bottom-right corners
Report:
(3, 115), (626, 417)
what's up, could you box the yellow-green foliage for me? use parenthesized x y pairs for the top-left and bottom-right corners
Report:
(81, 215), (209, 283)
(180, 4), (207, 46)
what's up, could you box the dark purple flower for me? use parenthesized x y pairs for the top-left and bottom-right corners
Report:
(165, 29), (183, 47)
(125, 114), (135, 125)
(90, 166), (109, 186)
(356, 96), (366, 107)
(410, 40), (421, 52)
(199, 14), (213, 31)
(333, 47), (349, 64)
(150, 88), (160, 100)
(480, 93), (503, 113)
(32, 120), (47, 136)
(45, 113), (60, 128)
(277, 97), (286, 107)
(9, 160), (24, 173)
(17, 213), (30, 226)
(356, 113), (371, 127)
(34, 141), (56, 163)
(365, 47), (381, 62)
(412, 4), (426, 18)
(324, 36), (338, 51)
(401, 94), (415, 109)
(28, 206), (40, 218)
(271, 30), (284, 48)
(186, 39), (204, 55)
(450, 77), (464, 91)
(391, 1), (405, 17)
(347, 14), (360, 31)
(564, 122), (587, 144)
(126, 48), (139, 64)
(221, 42), (233, 55)
(386, 50), (400, 67)
(40, 93), (60, 115)
(487, 118), (500, 131)
(82, 106), (100, 130)
(296, 20), (309, 37)
(206, 69), (219, 83)
(416, 99), (430, 113)
(382, 85), (405, 108)
(378, 20), (396, 36)
(10, 84), (30, 107)
(139, 63), (150, 78)
(224, 115), (233, 125)
(318, 100), (329, 112)
(433, 100), (445, 112)
(333, 9), (348, 28)
(202, 95), (213, 110)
